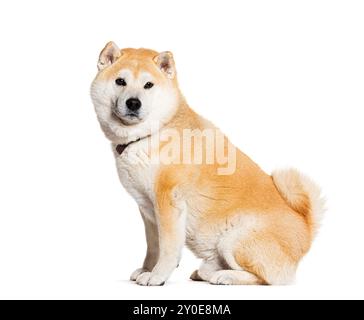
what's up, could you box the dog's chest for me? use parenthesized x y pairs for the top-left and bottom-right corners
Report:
(114, 141), (158, 207)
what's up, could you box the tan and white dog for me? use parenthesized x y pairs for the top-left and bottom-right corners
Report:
(90, 42), (325, 286)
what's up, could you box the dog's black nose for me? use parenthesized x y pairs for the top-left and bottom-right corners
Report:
(126, 98), (142, 111)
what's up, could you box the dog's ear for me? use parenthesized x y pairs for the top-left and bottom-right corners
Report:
(154, 51), (176, 79)
(97, 41), (122, 71)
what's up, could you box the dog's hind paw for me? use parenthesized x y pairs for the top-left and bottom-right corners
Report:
(190, 270), (203, 281)
(209, 271), (235, 285)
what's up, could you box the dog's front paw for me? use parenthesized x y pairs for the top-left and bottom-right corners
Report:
(130, 268), (149, 281)
(136, 272), (166, 286)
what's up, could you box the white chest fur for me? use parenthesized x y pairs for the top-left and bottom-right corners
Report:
(113, 140), (158, 222)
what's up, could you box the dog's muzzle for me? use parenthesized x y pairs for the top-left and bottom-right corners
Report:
(112, 98), (143, 125)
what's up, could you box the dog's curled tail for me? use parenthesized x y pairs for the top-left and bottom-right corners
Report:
(272, 168), (326, 238)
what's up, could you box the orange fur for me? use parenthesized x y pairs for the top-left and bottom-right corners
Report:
(98, 47), (177, 87)
(154, 98), (315, 284)
(92, 45), (325, 285)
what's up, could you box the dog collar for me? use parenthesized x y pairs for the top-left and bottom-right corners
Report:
(115, 134), (151, 155)
(115, 138), (141, 155)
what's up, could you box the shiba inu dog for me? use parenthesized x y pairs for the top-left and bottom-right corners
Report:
(90, 41), (325, 286)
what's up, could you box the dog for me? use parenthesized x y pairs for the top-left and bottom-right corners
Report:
(90, 42), (325, 286)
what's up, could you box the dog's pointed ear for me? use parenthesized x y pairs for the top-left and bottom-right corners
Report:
(154, 51), (176, 79)
(97, 41), (122, 71)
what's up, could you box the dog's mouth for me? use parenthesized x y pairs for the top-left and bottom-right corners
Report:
(112, 108), (143, 126)
(125, 112), (139, 118)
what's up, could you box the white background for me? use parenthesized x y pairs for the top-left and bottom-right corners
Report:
(0, 0), (363, 300)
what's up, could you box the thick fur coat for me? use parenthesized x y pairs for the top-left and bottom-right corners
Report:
(91, 42), (325, 286)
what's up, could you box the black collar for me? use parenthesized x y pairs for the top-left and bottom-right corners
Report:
(115, 139), (140, 155)
(115, 134), (151, 155)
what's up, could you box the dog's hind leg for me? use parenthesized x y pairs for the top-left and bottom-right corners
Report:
(209, 270), (264, 285)
(213, 214), (299, 285)
(190, 257), (264, 285)
(232, 233), (298, 285)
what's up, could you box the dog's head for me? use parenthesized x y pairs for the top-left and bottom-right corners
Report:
(91, 42), (180, 143)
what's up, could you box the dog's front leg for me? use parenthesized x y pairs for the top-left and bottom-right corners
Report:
(130, 208), (159, 281)
(136, 191), (186, 286)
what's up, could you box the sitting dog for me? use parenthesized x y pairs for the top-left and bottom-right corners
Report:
(91, 42), (325, 286)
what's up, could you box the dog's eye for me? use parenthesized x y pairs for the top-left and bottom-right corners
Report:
(115, 78), (127, 86)
(144, 82), (154, 89)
